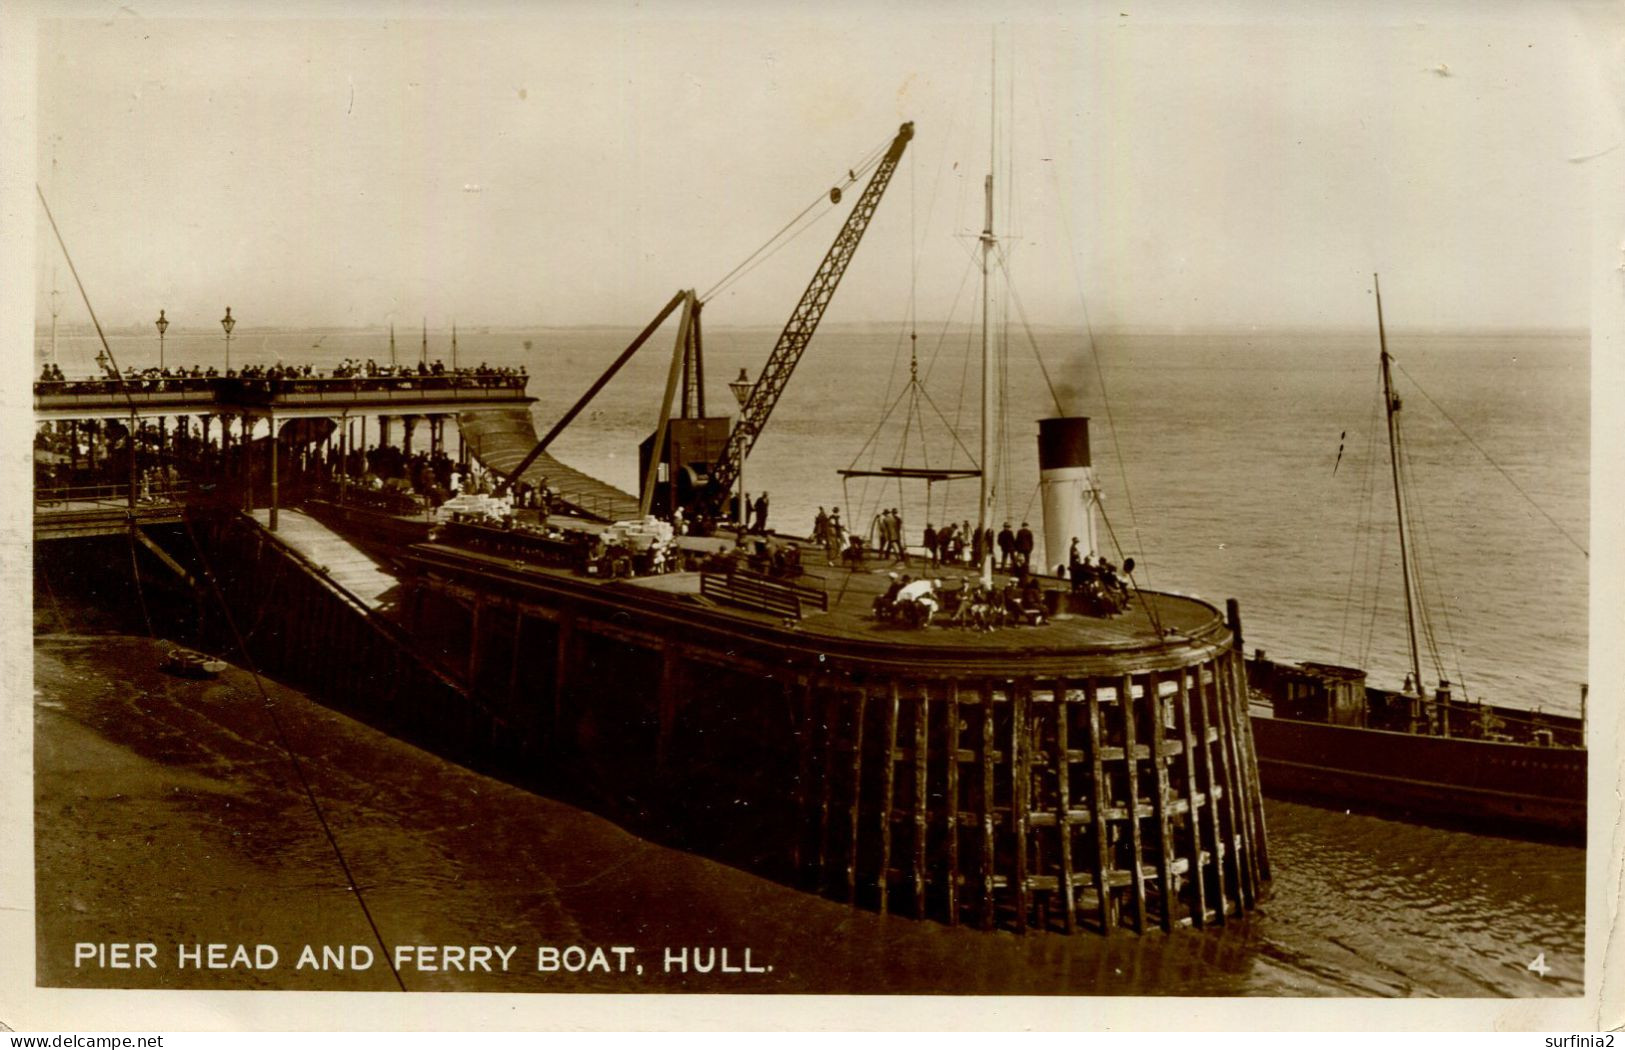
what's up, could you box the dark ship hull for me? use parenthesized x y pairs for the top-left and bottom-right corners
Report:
(1245, 655), (1585, 842)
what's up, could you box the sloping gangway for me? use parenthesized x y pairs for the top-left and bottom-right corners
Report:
(458, 408), (640, 523)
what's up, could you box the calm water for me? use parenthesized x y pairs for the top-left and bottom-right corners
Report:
(36, 323), (1589, 996)
(45, 322), (1588, 710)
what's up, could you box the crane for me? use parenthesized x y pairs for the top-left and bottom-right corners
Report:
(704, 120), (914, 510)
(496, 121), (913, 523)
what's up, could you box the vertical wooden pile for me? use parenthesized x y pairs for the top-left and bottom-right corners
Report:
(795, 650), (1269, 935)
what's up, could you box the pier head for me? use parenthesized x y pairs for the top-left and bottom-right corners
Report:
(399, 539), (1272, 935)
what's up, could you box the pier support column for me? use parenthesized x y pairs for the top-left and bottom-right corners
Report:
(552, 614), (576, 758)
(403, 415), (417, 456)
(655, 643), (684, 777)
(467, 594), (483, 686)
(379, 415), (392, 449)
(126, 413), (138, 509)
(269, 412), (279, 532)
(338, 413), (349, 506)
(241, 414), (255, 511)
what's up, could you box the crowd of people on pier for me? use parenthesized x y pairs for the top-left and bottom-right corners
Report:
(35, 358), (526, 396)
(326, 358), (526, 385)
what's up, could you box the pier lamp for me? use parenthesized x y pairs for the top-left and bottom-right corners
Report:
(155, 309), (168, 370)
(221, 306), (235, 372)
(729, 367), (752, 527)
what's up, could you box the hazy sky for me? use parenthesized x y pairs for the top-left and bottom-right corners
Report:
(27, 0), (1624, 332)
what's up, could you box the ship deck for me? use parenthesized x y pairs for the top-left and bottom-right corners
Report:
(286, 499), (1234, 670)
(624, 556), (1223, 654)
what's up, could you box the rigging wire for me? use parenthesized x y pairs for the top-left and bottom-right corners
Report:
(38, 184), (406, 993)
(1359, 519), (1392, 671)
(1092, 495), (1164, 637)
(699, 135), (891, 304)
(1394, 419), (1448, 685)
(1028, 91), (1154, 590)
(179, 515), (409, 992)
(1337, 388), (1384, 665)
(125, 531), (156, 640)
(1393, 357), (1587, 559)
(996, 247), (1067, 416)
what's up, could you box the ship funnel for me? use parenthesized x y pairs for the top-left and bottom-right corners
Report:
(1038, 417), (1099, 574)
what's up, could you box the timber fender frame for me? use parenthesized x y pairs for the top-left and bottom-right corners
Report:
(398, 542), (1272, 935)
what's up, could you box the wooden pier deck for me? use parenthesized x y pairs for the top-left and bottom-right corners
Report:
(626, 557), (1222, 656)
(248, 508), (405, 616)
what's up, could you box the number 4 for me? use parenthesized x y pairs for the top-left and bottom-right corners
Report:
(1528, 953), (1551, 977)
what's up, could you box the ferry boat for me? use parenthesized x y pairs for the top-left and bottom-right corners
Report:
(1242, 277), (1586, 843)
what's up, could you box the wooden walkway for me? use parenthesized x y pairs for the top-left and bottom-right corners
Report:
(456, 408), (641, 522)
(249, 508), (404, 615)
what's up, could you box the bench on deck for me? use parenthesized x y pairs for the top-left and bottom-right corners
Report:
(700, 569), (827, 619)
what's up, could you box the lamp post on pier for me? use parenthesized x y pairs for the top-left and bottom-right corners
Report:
(155, 309), (168, 370)
(221, 306), (235, 373)
(728, 367), (752, 528)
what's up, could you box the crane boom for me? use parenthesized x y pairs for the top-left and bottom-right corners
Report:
(707, 120), (914, 502)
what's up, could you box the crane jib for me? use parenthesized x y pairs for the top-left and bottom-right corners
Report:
(706, 121), (914, 502)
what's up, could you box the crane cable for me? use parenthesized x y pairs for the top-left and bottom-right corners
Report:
(698, 134), (892, 305)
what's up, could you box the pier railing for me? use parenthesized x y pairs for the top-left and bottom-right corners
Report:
(225, 374), (528, 405)
(34, 373), (530, 412)
(35, 481), (190, 508)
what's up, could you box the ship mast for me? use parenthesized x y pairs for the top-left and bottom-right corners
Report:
(48, 141), (60, 366)
(978, 47), (997, 588)
(1375, 274), (1425, 698)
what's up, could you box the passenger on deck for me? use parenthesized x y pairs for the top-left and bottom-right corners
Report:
(997, 522), (1015, 570)
(753, 491), (770, 534)
(824, 510), (844, 565)
(1021, 577), (1047, 624)
(894, 576), (939, 627)
(922, 523), (938, 567)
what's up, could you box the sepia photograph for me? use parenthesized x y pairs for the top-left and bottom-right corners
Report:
(4, 0), (1622, 1030)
